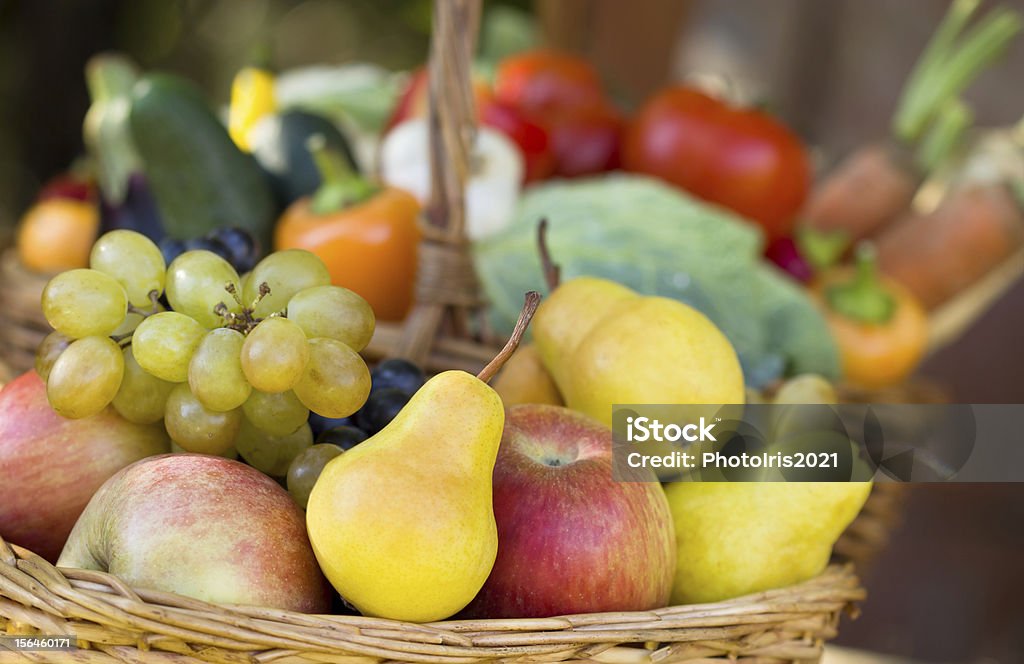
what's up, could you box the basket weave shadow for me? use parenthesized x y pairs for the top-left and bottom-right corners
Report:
(0, 533), (863, 664)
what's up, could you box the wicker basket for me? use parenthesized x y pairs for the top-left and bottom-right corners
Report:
(0, 248), (49, 376)
(0, 2), (895, 662)
(0, 533), (864, 664)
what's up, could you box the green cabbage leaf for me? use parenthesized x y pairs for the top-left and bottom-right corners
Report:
(473, 174), (840, 387)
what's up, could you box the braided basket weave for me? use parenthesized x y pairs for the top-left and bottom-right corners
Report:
(0, 2), (902, 662)
(0, 534), (863, 664)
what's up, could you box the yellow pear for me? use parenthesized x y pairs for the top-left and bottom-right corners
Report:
(664, 482), (872, 604)
(566, 296), (745, 426)
(491, 344), (564, 406)
(306, 293), (540, 622)
(533, 276), (636, 389)
(534, 276), (745, 427)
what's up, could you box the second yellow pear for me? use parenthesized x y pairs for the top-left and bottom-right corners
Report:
(533, 277), (745, 426)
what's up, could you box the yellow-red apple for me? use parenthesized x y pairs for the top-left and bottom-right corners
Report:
(58, 454), (331, 613)
(0, 371), (169, 561)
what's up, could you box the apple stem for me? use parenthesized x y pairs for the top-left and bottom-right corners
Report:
(536, 218), (561, 292)
(477, 291), (541, 384)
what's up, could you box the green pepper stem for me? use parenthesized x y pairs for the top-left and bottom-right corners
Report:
(893, 2), (1020, 147)
(797, 227), (849, 271)
(307, 134), (376, 215)
(825, 244), (896, 325)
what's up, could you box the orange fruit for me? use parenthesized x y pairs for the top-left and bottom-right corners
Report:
(16, 199), (99, 274)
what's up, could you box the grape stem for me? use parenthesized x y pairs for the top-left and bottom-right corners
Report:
(126, 290), (163, 318)
(477, 291), (541, 384)
(216, 281), (278, 335)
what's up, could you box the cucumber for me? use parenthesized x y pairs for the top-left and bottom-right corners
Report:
(250, 109), (359, 208)
(129, 73), (277, 247)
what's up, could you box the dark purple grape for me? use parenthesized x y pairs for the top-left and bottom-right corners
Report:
(308, 412), (356, 437)
(184, 236), (232, 262)
(159, 237), (188, 266)
(355, 387), (410, 434)
(209, 227), (261, 273)
(370, 359), (425, 397)
(315, 425), (368, 450)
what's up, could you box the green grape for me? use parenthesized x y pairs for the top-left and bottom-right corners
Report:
(113, 345), (176, 424)
(240, 317), (309, 393)
(165, 250), (242, 329)
(189, 328), (251, 412)
(235, 417), (313, 477)
(773, 374), (838, 405)
(41, 269), (128, 339)
(35, 331), (71, 381)
(293, 337), (370, 418)
(242, 389), (309, 437)
(286, 285), (375, 352)
(171, 441), (238, 459)
(164, 383), (241, 455)
(111, 311), (146, 338)
(90, 230), (166, 307)
(243, 249), (330, 318)
(46, 336), (124, 419)
(286, 443), (343, 509)
(132, 311), (206, 383)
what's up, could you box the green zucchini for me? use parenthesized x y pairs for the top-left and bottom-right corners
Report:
(250, 109), (359, 208)
(129, 73), (277, 246)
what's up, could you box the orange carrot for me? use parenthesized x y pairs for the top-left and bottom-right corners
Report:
(803, 142), (919, 243)
(876, 183), (1024, 309)
(803, 1), (1021, 250)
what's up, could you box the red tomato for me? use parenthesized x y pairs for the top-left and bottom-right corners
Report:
(546, 104), (623, 177)
(494, 50), (605, 115)
(623, 87), (810, 241)
(480, 100), (555, 183)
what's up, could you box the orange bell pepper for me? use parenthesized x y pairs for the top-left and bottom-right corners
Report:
(274, 137), (421, 322)
(812, 244), (929, 390)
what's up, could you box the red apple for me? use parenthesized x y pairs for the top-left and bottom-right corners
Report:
(461, 404), (676, 619)
(0, 371), (169, 562)
(58, 454), (331, 613)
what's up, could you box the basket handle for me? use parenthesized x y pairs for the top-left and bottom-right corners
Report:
(394, 0), (488, 365)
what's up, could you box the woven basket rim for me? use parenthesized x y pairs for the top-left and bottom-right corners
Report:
(1, 531), (864, 663)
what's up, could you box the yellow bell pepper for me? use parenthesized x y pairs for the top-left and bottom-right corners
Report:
(228, 67), (277, 152)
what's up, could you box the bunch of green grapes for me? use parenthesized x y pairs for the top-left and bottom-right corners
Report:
(38, 230), (374, 478)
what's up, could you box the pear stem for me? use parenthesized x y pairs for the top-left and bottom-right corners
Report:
(536, 218), (561, 291)
(477, 291), (542, 383)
